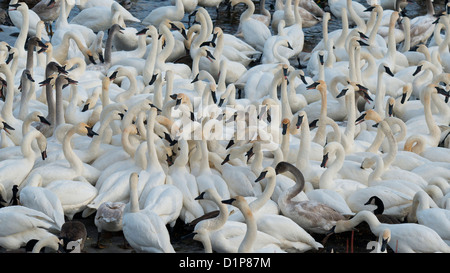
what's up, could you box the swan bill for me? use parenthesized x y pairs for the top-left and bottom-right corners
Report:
(221, 198), (236, 205)
(412, 65), (423, 76)
(255, 171), (268, 182)
(194, 192), (206, 200)
(320, 153), (329, 168)
(38, 115), (51, 125)
(2, 122), (15, 134)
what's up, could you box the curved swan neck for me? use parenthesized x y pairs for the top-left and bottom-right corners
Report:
(240, 0), (256, 21)
(251, 174), (276, 212)
(14, 4), (29, 58)
(63, 126), (83, 173)
(339, 211), (381, 232)
(22, 130), (44, 159)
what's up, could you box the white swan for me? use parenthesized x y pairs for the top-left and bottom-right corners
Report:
(230, 0), (271, 52)
(193, 188), (285, 253)
(26, 122), (101, 186)
(0, 206), (57, 250)
(221, 196), (287, 253)
(408, 191), (450, 243)
(331, 210), (450, 253)
(122, 172), (175, 253)
(18, 173), (65, 231)
(166, 138), (204, 224)
(142, 0), (184, 27)
(0, 129), (47, 202)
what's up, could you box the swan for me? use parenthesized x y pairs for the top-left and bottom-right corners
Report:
(262, 37), (293, 65)
(319, 141), (369, 200)
(328, 0), (370, 27)
(221, 196), (287, 253)
(331, 210), (450, 253)
(193, 136), (231, 213)
(408, 191), (450, 243)
(122, 172), (175, 253)
(364, 196), (402, 224)
(284, 0), (305, 58)
(230, 0), (272, 52)
(155, 20), (192, 80)
(26, 122), (100, 186)
(51, 0), (96, 53)
(43, 174), (98, 220)
(94, 201), (126, 249)
(136, 108), (168, 209)
(403, 84), (448, 153)
(0, 63), (24, 145)
(18, 173), (65, 232)
(0, 206), (57, 250)
(140, 183), (183, 231)
(276, 160), (347, 234)
(166, 138), (204, 224)
(0, 111), (50, 162)
(225, 163), (279, 222)
(409, 0), (436, 48)
(0, 129), (47, 202)
(70, 2), (139, 33)
(192, 188), (285, 253)
(8, 1), (49, 44)
(32, 0), (60, 37)
(199, 27), (247, 84)
(142, 0), (184, 27)
(31, 235), (65, 253)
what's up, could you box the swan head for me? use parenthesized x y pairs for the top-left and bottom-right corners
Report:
(380, 63), (394, 77)
(355, 109), (382, 125)
(0, 118), (14, 134)
(318, 51), (325, 65)
(255, 166), (276, 182)
(28, 111), (51, 126)
(400, 83), (412, 104)
(306, 80), (326, 92)
(109, 24), (125, 35)
(281, 118), (290, 135)
(129, 172), (139, 187)
(35, 133), (48, 160)
(8, 2), (25, 12)
(387, 97), (395, 117)
(221, 196), (250, 215)
(74, 122), (98, 138)
(380, 229), (391, 251)
(360, 156), (377, 170)
(38, 42), (52, 54)
(295, 112), (305, 129)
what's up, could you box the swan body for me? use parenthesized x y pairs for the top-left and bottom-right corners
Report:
(332, 210), (450, 253)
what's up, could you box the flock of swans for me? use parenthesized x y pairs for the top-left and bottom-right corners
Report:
(0, 0), (449, 253)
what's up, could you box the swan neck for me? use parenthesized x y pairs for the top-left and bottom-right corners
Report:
(63, 127), (83, 173)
